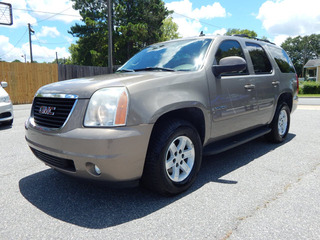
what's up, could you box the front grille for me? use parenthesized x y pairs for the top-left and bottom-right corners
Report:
(0, 112), (12, 119)
(30, 147), (76, 172)
(32, 97), (76, 128)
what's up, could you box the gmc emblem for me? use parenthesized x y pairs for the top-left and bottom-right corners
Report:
(39, 106), (56, 115)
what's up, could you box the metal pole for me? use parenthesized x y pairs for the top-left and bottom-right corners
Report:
(28, 23), (34, 63)
(56, 52), (58, 64)
(107, 0), (113, 73)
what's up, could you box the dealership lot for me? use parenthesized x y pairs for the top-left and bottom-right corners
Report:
(1, 103), (320, 240)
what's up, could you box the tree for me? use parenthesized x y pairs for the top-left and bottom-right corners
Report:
(68, 0), (176, 66)
(281, 34), (320, 77)
(68, 2), (109, 67)
(160, 17), (179, 41)
(51, 58), (67, 64)
(225, 28), (258, 38)
(12, 59), (21, 62)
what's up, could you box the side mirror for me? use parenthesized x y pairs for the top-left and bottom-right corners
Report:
(212, 56), (247, 77)
(1, 81), (8, 88)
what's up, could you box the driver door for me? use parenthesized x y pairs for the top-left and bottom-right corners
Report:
(209, 40), (258, 138)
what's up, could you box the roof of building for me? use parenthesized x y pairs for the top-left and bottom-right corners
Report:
(304, 59), (320, 68)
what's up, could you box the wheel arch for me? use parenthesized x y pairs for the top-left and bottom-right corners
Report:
(277, 91), (293, 112)
(150, 107), (207, 145)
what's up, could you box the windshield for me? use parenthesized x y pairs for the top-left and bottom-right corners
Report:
(118, 38), (212, 72)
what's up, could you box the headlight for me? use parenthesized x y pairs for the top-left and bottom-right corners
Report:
(84, 87), (129, 127)
(0, 96), (11, 103)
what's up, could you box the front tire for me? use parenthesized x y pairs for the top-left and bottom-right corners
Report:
(141, 119), (202, 196)
(266, 103), (290, 143)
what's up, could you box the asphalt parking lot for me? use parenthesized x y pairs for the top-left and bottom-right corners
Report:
(1, 102), (320, 240)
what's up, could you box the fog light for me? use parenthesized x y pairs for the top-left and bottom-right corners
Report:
(94, 165), (101, 175)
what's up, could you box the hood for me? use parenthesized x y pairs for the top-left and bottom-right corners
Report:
(0, 86), (9, 98)
(36, 72), (184, 98)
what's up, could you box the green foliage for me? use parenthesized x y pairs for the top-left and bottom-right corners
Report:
(300, 81), (320, 94)
(69, 0), (177, 66)
(52, 58), (67, 64)
(281, 34), (320, 77)
(160, 17), (179, 41)
(225, 28), (258, 38)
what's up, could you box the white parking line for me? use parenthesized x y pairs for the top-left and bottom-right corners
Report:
(297, 105), (320, 110)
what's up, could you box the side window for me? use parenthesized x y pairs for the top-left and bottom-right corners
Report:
(215, 40), (248, 74)
(267, 45), (295, 73)
(246, 42), (272, 74)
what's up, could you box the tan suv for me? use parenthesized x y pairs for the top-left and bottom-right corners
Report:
(25, 35), (298, 195)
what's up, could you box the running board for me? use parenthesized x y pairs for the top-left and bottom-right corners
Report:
(203, 126), (271, 156)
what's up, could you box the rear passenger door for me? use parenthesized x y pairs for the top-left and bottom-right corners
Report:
(245, 42), (277, 124)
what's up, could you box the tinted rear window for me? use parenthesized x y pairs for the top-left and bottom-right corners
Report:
(246, 42), (272, 74)
(267, 45), (295, 73)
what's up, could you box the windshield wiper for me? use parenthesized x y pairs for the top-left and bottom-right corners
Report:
(133, 67), (176, 72)
(116, 69), (135, 73)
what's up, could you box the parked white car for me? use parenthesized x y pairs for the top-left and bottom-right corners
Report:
(0, 81), (13, 126)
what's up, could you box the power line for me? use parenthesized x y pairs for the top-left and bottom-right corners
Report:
(33, 41), (76, 45)
(33, 33), (53, 59)
(172, 12), (223, 30)
(12, 7), (80, 18)
(34, 7), (79, 24)
(11, 7), (80, 25)
(0, 29), (28, 58)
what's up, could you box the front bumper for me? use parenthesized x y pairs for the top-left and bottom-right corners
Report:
(0, 102), (13, 123)
(25, 119), (153, 183)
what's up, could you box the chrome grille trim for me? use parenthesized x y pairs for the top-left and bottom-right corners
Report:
(31, 94), (78, 130)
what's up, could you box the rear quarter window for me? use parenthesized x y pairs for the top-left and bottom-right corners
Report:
(267, 45), (295, 73)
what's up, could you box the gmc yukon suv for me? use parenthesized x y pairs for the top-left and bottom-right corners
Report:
(25, 35), (298, 195)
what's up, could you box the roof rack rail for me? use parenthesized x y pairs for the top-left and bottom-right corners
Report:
(232, 34), (275, 45)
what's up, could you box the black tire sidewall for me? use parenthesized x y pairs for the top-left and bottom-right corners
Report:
(269, 103), (290, 143)
(159, 126), (202, 193)
(142, 120), (202, 196)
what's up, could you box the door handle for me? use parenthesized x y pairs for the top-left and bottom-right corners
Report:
(272, 81), (280, 87)
(244, 84), (255, 91)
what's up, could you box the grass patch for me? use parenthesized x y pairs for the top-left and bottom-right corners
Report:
(298, 94), (320, 98)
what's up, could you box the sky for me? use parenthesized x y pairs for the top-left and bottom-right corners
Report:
(0, 0), (320, 63)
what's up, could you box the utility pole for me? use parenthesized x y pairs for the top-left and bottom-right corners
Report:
(28, 23), (35, 63)
(107, 0), (113, 73)
(56, 52), (58, 64)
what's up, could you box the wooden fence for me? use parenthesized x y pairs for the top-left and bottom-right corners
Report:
(0, 62), (117, 104)
(0, 62), (58, 104)
(58, 64), (110, 81)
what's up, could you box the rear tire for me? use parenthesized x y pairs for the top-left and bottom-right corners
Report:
(141, 119), (202, 196)
(266, 103), (290, 143)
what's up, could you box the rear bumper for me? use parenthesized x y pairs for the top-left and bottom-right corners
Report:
(292, 95), (298, 113)
(25, 120), (153, 183)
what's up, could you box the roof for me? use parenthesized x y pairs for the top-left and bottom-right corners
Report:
(304, 59), (320, 68)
